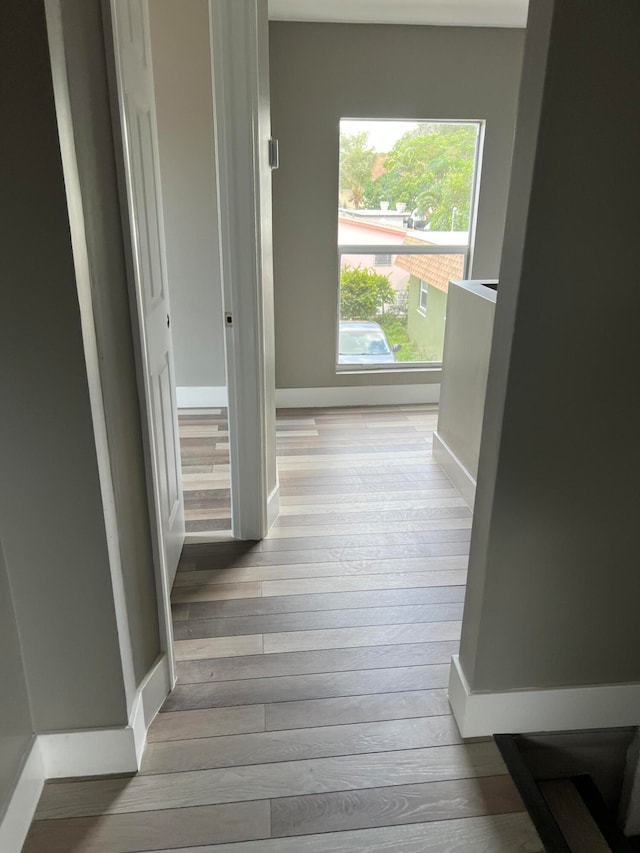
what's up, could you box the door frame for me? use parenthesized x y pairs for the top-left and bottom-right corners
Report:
(101, 0), (278, 681)
(102, 0), (177, 686)
(208, 0), (279, 541)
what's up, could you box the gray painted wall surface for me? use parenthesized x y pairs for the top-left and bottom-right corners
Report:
(460, 0), (640, 692)
(269, 22), (524, 389)
(59, 0), (160, 686)
(150, 0), (226, 390)
(0, 538), (33, 820)
(0, 0), (127, 730)
(437, 282), (496, 479)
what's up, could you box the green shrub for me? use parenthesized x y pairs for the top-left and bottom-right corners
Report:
(340, 265), (394, 321)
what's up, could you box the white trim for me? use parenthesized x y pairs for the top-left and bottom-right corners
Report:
(130, 653), (171, 765)
(267, 483), (280, 530)
(339, 243), (469, 255)
(268, 0), (529, 28)
(433, 431), (476, 508)
(276, 383), (440, 409)
(209, 0), (275, 541)
(176, 386), (228, 409)
(39, 654), (169, 779)
(184, 531), (236, 545)
(39, 728), (138, 779)
(0, 740), (45, 853)
(418, 280), (428, 315)
(448, 655), (640, 739)
(105, 0), (178, 688)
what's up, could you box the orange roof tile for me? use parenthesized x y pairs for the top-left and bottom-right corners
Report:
(394, 236), (465, 294)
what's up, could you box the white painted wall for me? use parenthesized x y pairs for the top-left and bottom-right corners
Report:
(149, 0), (226, 401)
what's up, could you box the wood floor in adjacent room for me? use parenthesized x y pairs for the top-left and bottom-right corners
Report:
(179, 408), (232, 533)
(23, 405), (543, 852)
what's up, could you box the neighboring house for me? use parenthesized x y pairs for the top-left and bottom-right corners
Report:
(339, 217), (467, 362)
(338, 216), (410, 290)
(396, 237), (465, 361)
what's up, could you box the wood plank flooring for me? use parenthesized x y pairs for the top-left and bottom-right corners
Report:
(179, 407), (231, 532)
(23, 405), (543, 852)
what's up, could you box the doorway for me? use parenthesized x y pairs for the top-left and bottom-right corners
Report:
(147, 0), (232, 537)
(107, 0), (279, 675)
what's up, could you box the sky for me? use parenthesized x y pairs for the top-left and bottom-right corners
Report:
(340, 119), (418, 152)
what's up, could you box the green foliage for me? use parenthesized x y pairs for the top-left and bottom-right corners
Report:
(361, 124), (478, 230)
(339, 132), (376, 209)
(340, 265), (394, 321)
(377, 314), (427, 362)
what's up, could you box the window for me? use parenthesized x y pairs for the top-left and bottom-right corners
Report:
(419, 281), (428, 314)
(337, 118), (482, 368)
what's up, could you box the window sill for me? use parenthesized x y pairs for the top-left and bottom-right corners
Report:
(336, 364), (442, 375)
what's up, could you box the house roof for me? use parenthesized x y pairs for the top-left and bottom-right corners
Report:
(394, 236), (465, 294)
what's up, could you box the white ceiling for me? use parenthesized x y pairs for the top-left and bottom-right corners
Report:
(268, 0), (529, 28)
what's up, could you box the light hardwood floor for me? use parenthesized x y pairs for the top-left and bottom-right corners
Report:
(23, 405), (543, 852)
(179, 408), (231, 533)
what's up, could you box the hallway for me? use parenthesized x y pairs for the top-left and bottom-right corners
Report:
(23, 405), (542, 852)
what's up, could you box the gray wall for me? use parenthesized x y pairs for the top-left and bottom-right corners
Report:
(150, 0), (226, 390)
(437, 282), (496, 480)
(269, 22), (525, 389)
(460, 0), (640, 692)
(59, 0), (161, 686)
(0, 0), (128, 731)
(0, 538), (33, 821)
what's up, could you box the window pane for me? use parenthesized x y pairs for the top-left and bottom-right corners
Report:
(338, 119), (480, 248)
(419, 281), (428, 312)
(338, 252), (465, 365)
(337, 118), (480, 368)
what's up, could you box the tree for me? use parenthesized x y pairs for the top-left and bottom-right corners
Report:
(339, 132), (376, 209)
(361, 124), (477, 230)
(340, 265), (394, 320)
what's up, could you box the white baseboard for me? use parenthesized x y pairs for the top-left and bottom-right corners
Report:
(432, 432), (476, 509)
(275, 383), (440, 409)
(184, 531), (235, 545)
(176, 386), (228, 408)
(39, 654), (169, 779)
(266, 482), (280, 531)
(449, 654), (640, 739)
(131, 653), (172, 764)
(38, 727), (138, 779)
(0, 739), (45, 853)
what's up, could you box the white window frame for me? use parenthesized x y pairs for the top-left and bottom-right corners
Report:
(418, 280), (428, 315)
(336, 118), (485, 372)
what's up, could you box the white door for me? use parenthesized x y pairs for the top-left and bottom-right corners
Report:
(111, 0), (184, 586)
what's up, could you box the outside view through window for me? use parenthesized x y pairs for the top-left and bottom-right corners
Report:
(338, 119), (481, 366)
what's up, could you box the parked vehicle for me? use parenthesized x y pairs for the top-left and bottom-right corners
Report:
(404, 208), (430, 230)
(338, 321), (400, 365)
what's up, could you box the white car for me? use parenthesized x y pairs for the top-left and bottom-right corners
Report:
(338, 321), (400, 365)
